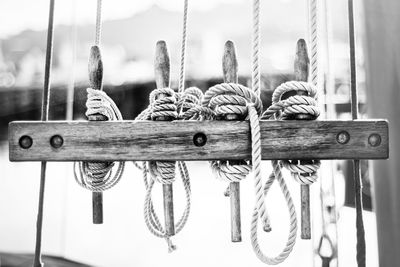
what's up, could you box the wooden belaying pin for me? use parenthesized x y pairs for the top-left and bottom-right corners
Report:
(222, 40), (242, 242)
(88, 45), (105, 224)
(154, 40), (175, 236)
(282, 39), (314, 239)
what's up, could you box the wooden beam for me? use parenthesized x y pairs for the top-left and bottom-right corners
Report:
(9, 120), (388, 162)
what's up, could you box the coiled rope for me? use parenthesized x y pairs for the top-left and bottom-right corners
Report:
(135, 87), (201, 252)
(74, 89), (125, 191)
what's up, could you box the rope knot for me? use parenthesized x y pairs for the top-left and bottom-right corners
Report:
(282, 159), (321, 185)
(149, 161), (176, 185)
(149, 88), (178, 120)
(74, 89), (125, 192)
(176, 87), (205, 119)
(211, 161), (251, 183)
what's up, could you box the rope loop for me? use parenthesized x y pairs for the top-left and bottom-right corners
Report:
(282, 159), (321, 185)
(149, 88), (178, 120)
(74, 88), (125, 192)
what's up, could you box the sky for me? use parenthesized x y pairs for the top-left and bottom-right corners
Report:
(0, 0), (253, 38)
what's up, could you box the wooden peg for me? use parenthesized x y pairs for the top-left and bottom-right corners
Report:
(222, 40), (242, 242)
(282, 39), (313, 239)
(87, 45), (106, 224)
(154, 40), (175, 236)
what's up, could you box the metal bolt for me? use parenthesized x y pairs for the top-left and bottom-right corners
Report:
(336, 131), (350, 144)
(19, 135), (32, 149)
(193, 132), (207, 147)
(368, 133), (381, 147)
(50, 135), (64, 149)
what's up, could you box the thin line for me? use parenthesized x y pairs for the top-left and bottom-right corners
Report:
(34, 0), (55, 266)
(348, 0), (366, 266)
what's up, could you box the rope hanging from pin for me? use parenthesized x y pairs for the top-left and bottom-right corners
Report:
(73, 0), (125, 223)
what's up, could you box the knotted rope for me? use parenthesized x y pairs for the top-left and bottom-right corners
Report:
(202, 83), (261, 184)
(135, 87), (201, 252)
(74, 88), (125, 191)
(263, 81), (320, 185)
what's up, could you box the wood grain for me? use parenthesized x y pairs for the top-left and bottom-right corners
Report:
(154, 41), (175, 237)
(88, 45), (105, 225)
(9, 120), (388, 162)
(222, 40), (242, 242)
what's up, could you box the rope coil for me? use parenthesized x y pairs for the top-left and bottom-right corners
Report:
(74, 88), (125, 191)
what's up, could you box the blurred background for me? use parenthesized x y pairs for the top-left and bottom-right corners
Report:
(0, 0), (383, 266)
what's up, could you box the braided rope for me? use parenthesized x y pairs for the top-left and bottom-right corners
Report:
(252, 0), (261, 97)
(95, 0), (102, 46)
(178, 0), (189, 93)
(135, 87), (199, 252)
(308, 0), (318, 86)
(74, 89), (125, 191)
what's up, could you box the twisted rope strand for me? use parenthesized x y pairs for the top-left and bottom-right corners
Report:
(74, 89), (125, 192)
(178, 0), (189, 93)
(252, 0), (261, 97)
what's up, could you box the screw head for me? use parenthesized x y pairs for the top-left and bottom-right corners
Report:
(19, 135), (32, 149)
(337, 131), (350, 144)
(50, 135), (64, 149)
(368, 133), (381, 147)
(193, 132), (207, 147)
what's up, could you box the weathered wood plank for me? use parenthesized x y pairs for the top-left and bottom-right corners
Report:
(9, 120), (388, 162)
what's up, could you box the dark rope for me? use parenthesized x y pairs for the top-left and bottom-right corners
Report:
(34, 0), (55, 266)
(348, 0), (366, 266)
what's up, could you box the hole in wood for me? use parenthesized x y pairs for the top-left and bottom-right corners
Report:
(50, 135), (64, 149)
(19, 135), (33, 149)
(336, 131), (350, 144)
(193, 132), (207, 147)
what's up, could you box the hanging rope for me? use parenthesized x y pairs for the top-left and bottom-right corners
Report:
(95, 0), (102, 46)
(34, 0), (55, 266)
(308, 0), (318, 86)
(252, 0), (261, 97)
(135, 87), (198, 252)
(348, 0), (366, 266)
(178, 0), (189, 93)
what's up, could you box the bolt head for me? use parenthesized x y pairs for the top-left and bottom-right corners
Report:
(368, 133), (381, 147)
(19, 135), (32, 149)
(193, 132), (207, 147)
(50, 135), (64, 149)
(337, 131), (350, 144)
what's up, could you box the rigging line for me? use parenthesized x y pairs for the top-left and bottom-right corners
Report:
(34, 0), (55, 266)
(348, 0), (366, 267)
(251, 0), (261, 97)
(95, 0), (102, 46)
(178, 0), (189, 93)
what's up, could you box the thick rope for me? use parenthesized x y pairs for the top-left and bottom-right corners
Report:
(262, 81), (321, 185)
(135, 87), (198, 252)
(73, 89), (125, 191)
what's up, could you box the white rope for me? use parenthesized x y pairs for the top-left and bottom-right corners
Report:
(252, 0), (261, 97)
(178, 0), (189, 93)
(74, 88), (125, 191)
(95, 0), (102, 46)
(308, 0), (318, 87)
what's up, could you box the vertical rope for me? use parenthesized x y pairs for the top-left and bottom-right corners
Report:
(95, 0), (102, 46)
(34, 1), (55, 266)
(308, 0), (318, 87)
(178, 0), (189, 93)
(348, 0), (366, 266)
(252, 0), (261, 97)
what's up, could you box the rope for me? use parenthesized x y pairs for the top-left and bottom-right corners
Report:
(178, 0), (189, 93)
(262, 81), (321, 185)
(348, 0), (365, 266)
(308, 0), (318, 86)
(73, 89), (125, 191)
(135, 87), (199, 252)
(252, 0), (261, 97)
(95, 0), (102, 46)
(34, 1), (55, 266)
